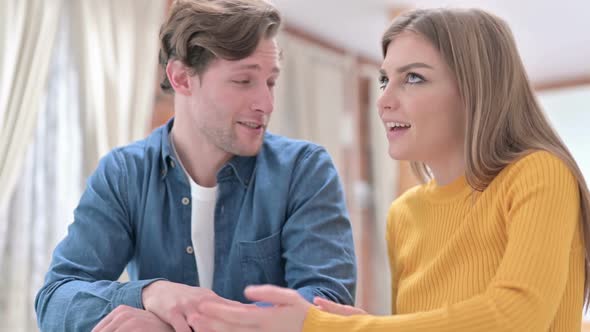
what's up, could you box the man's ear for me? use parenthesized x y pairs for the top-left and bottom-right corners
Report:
(166, 60), (193, 96)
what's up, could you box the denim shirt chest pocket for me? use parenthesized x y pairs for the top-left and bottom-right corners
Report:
(238, 231), (286, 287)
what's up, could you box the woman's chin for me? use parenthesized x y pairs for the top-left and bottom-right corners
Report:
(388, 148), (408, 161)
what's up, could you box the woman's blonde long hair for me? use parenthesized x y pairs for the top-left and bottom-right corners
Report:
(383, 8), (590, 310)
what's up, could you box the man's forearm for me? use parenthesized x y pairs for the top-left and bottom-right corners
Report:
(35, 278), (163, 331)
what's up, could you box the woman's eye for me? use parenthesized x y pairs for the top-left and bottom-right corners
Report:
(406, 73), (425, 84)
(378, 76), (389, 90)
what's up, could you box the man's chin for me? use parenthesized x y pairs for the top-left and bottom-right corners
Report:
(228, 133), (265, 157)
(237, 147), (262, 157)
(233, 142), (263, 157)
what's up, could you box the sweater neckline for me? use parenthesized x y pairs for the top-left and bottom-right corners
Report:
(423, 174), (472, 202)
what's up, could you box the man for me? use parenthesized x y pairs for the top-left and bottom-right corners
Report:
(35, 0), (357, 331)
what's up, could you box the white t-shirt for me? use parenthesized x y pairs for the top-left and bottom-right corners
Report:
(170, 134), (217, 289)
(187, 177), (216, 289)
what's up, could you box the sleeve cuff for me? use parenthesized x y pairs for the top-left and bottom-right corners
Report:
(113, 278), (166, 309)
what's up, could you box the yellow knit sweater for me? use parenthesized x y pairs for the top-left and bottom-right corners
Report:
(303, 151), (585, 332)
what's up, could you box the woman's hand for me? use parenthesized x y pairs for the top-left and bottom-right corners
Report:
(314, 297), (367, 316)
(196, 285), (311, 332)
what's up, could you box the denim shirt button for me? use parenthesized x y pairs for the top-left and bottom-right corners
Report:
(170, 160), (176, 168)
(186, 246), (194, 255)
(181, 197), (190, 205)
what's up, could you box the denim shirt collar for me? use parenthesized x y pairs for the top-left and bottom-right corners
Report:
(159, 117), (255, 188)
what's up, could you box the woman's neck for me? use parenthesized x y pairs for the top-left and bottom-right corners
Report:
(427, 153), (466, 186)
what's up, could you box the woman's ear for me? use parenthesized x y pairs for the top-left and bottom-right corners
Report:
(166, 60), (193, 96)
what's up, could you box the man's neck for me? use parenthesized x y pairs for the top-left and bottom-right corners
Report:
(170, 127), (231, 188)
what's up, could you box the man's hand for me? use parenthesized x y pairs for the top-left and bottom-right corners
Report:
(142, 280), (243, 331)
(92, 305), (174, 332)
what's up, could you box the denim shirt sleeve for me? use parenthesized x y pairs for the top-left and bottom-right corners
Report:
(282, 146), (357, 305)
(34, 150), (163, 332)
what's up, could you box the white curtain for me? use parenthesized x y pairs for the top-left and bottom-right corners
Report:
(0, 0), (164, 330)
(71, 0), (164, 175)
(0, 0), (64, 244)
(0, 20), (82, 328)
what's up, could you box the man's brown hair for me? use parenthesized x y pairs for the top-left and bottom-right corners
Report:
(159, 0), (281, 92)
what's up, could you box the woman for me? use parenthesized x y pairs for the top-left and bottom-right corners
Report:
(194, 8), (590, 332)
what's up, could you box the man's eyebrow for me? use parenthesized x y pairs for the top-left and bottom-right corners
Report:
(234, 64), (280, 74)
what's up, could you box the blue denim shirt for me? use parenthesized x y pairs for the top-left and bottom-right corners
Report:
(35, 120), (357, 331)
